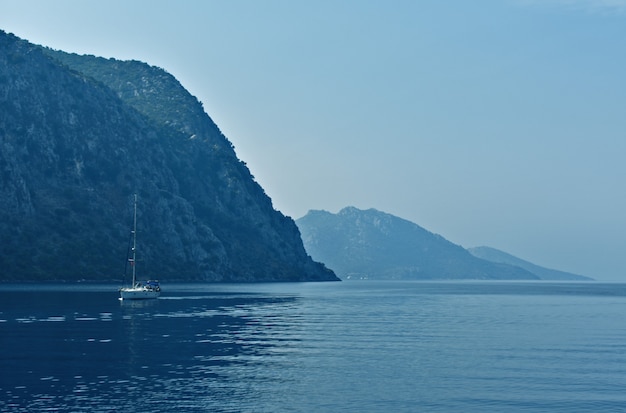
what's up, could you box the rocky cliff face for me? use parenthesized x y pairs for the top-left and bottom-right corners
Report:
(296, 207), (538, 280)
(0, 30), (338, 282)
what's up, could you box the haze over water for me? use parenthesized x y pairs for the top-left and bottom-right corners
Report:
(2, 281), (626, 412)
(2, 1), (626, 280)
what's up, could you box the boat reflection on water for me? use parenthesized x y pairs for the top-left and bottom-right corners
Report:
(119, 296), (160, 308)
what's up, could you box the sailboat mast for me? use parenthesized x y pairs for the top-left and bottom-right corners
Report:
(131, 193), (137, 286)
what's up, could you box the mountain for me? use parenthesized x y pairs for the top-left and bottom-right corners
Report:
(0, 30), (338, 282)
(468, 246), (592, 281)
(296, 207), (538, 280)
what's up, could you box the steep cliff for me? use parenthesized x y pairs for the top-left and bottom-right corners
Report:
(0, 30), (338, 282)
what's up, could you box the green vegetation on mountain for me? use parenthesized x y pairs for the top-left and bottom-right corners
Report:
(0, 30), (338, 282)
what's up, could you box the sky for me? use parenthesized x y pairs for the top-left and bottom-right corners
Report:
(2, 0), (625, 280)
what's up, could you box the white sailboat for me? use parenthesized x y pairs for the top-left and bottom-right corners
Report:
(119, 194), (161, 300)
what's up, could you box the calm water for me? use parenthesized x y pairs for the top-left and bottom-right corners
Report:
(1, 281), (626, 412)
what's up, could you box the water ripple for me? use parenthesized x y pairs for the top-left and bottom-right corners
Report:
(2, 282), (626, 412)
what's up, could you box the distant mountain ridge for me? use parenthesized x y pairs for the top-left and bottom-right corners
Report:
(296, 207), (538, 280)
(468, 246), (592, 281)
(0, 30), (338, 282)
(296, 207), (589, 281)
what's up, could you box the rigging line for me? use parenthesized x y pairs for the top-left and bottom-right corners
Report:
(122, 194), (135, 283)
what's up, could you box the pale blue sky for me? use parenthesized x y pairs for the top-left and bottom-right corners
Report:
(2, 0), (625, 280)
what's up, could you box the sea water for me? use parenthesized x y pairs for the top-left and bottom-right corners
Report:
(1, 281), (626, 412)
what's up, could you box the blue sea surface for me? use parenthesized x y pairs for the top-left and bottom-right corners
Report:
(1, 281), (626, 412)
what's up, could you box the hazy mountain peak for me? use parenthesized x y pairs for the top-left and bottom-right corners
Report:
(297, 207), (538, 280)
(468, 246), (592, 280)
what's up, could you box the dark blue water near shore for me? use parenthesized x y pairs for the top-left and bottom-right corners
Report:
(2, 281), (626, 412)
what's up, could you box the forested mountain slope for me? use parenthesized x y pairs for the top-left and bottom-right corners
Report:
(0, 30), (337, 282)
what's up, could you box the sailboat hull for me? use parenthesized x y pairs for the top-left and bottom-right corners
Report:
(119, 287), (160, 300)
